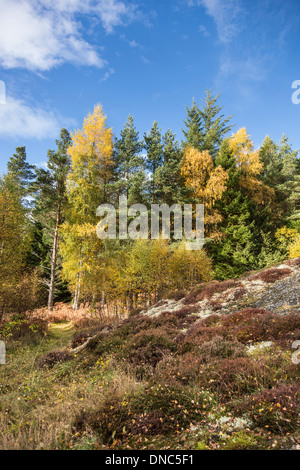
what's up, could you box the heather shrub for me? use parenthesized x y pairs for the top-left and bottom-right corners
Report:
(74, 384), (214, 443)
(197, 336), (246, 360)
(36, 350), (72, 369)
(155, 353), (205, 386)
(197, 357), (277, 401)
(196, 280), (239, 302)
(252, 267), (291, 283)
(182, 286), (203, 305)
(168, 290), (186, 301)
(92, 334), (123, 356)
(267, 313), (300, 345)
(231, 288), (248, 301)
(122, 328), (176, 366)
(127, 345), (166, 368)
(235, 384), (300, 434)
(71, 324), (111, 349)
(116, 315), (163, 339)
(221, 308), (274, 344)
(199, 315), (222, 328)
(74, 394), (132, 444)
(159, 307), (199, 328)
(221, 309), (300, 345)
(130, 384), (214, 435)
(206, 300), (223, 311)
(287, 255), (300, 266)
(128, 307), (143, 318)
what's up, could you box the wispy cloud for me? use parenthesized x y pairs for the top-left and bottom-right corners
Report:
(0, 94), (72, 138)
(187, 0), (243, 44)
(199, 24), (210, 37)
(0, 0), (139, 71)
(187, 0), (299, 101)
(100, 67), (115, 83)
(141, 55), (150, 65)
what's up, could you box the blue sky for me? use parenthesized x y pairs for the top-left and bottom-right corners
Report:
(0, 0), (300, 174)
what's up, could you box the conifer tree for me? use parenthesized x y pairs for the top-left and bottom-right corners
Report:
(144, 121), (163, 203)
(30, 128), (72, 310)
(211, 140), (256, 278)
(182, 91), (232, 157)
(6, 146), (35, 197)
(155, 129), (184, 205)
(259, 136), (283, 188)
(114, 115), (143, 202)
(200, 90), (233, 158)
(182, 98), (203, 150)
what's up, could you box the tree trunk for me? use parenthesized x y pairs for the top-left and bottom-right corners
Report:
(73, 255), (82, 311)
(48, 203), (61, 311)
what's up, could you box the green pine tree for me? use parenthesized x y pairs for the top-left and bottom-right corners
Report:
(144, 121), (164, 203)
(6, 146), (35, 198)
(30, 128), (72, 310)
(200, 90), (233, 158)
(114, 115), (143, 202)
(182, 98), (203, 150)
(155, 129), (184, 205)
(210, 140), (256, 278)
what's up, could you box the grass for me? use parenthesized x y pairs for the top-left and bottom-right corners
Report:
(0, 291), (299, 450)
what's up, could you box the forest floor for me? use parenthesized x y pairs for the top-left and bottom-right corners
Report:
(0, 258), (299, 450)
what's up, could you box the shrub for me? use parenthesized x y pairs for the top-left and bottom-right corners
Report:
(127, 307), (144, 318)
(92, 335), (123, 356)
(221, 309), (300, 345)
(236, 384), (300, 434)
(252, 267), (291, 283)
(168, 290), (186, 301)
(159, 307), (199, 329)
(231, 288), (248, 301)
(71, 324), (111, 349)
(288, 236), (300, 259)
(196, 280), (239, 302)
(74, 384), (214, 443)
(182, 286), (203, 305)
(287, 256), (300, 266)
(197, 336), (246, 360)
(74, 394), (132, 444)
(0, 270), (45, 321)
(122, 328), (176, 367)
(199, 357), (276, 401)
(155, 353), (205, 386)
(221, 308), (274, 344)
(0, 316), (48, 345)
(130, 384), (214, 435)
(36, 350), (72, 369)
(206, 300), (223, 312)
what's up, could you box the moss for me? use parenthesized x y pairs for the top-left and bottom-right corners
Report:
(223, 431), (261, 450)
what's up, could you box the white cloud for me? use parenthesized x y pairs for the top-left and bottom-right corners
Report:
(0, 0), (138, 71)
(187, 0), (242, 44)
(0, 95), (61, 138)
(100, 67), (115, 83)
(199, 24), (210, 37)
(94, 0), (137, 33)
